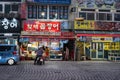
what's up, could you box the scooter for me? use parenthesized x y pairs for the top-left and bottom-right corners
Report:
(36, 56), (45, 65)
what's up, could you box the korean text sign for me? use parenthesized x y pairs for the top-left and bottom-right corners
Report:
(23, 21), (60, 32)
(0, 18), (20, 33)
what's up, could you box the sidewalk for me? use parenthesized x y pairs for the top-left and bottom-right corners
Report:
(0, 61), (120, 80)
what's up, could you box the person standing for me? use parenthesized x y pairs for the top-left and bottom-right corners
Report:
(60, 48), (65, 61)
(45, 47), (49, 60)
(65, 47), (69, 61)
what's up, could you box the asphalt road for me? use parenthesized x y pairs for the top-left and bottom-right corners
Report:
(0, 61), (120, 80)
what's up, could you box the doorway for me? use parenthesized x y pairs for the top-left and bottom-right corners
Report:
(90, 42), (104, 59)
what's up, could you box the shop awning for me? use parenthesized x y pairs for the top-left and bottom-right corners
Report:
(77, 33), (120, 37)
(21, 32), (75, 39)
(76, 31), (120, 37)
(20, 35), (75, 39)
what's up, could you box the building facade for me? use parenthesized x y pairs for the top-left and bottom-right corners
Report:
(20, 0), (75, 60)
(71, 0), (120, 61)
(1, 0), (119, 61)
(0, 0), (21, 46)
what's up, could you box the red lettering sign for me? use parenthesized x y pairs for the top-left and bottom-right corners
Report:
(23, 21), (60, 32)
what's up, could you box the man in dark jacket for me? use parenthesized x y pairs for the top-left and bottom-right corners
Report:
(34, 47), (44, 64)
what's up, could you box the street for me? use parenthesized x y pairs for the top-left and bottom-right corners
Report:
(0, 61), (120, 80)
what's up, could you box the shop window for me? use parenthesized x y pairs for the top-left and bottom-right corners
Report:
(33, 5), (37, 18)
(27, 5), (68, 20)
(5, 4), (19, 14)
(107, 13), (112, 20)
(87, 13), (94, 20)
(114, 13), (120, 21)
(49, 6), (58, 19)
(49, 6), (68, 19)
(79, 12), (95, 20)
(12, 4), (18, 11)
(28, 5), (32, 18)
(0, 4), (2, 12)
(5, 4), (11, 13)
(96, 13), (112, 21)
(28, 5), (37, 19)
(79, 12), (86, 20)
(62, 6), (68, 19)
(38, 5), (47, 19)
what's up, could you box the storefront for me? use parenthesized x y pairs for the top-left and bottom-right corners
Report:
(20, 20), (75, 60)
(74, 17), (120, 61)
(75, 33), (120, 61)
(0, 18), (21, 45)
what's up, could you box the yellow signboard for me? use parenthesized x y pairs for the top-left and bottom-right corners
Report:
(104, 42), (120, 50)
(92, 37), (113, 42)
(74, 20), (95, 30)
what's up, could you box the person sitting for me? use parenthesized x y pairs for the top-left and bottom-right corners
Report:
(34, 47), (44, 64)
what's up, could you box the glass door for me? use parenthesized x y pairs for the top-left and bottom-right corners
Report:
(91, 42), (104, 59)
(98, 43), (104, 58)
(91, 42), (97, 58)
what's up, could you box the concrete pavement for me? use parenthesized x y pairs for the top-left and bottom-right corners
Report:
(0, 61), (120, 80)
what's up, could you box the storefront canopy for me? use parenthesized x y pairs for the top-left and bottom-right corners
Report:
(76, 31), (120, 37)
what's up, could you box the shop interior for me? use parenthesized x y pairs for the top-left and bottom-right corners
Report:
(20, 38), (74, 61)
(76, 41), (120, 61)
